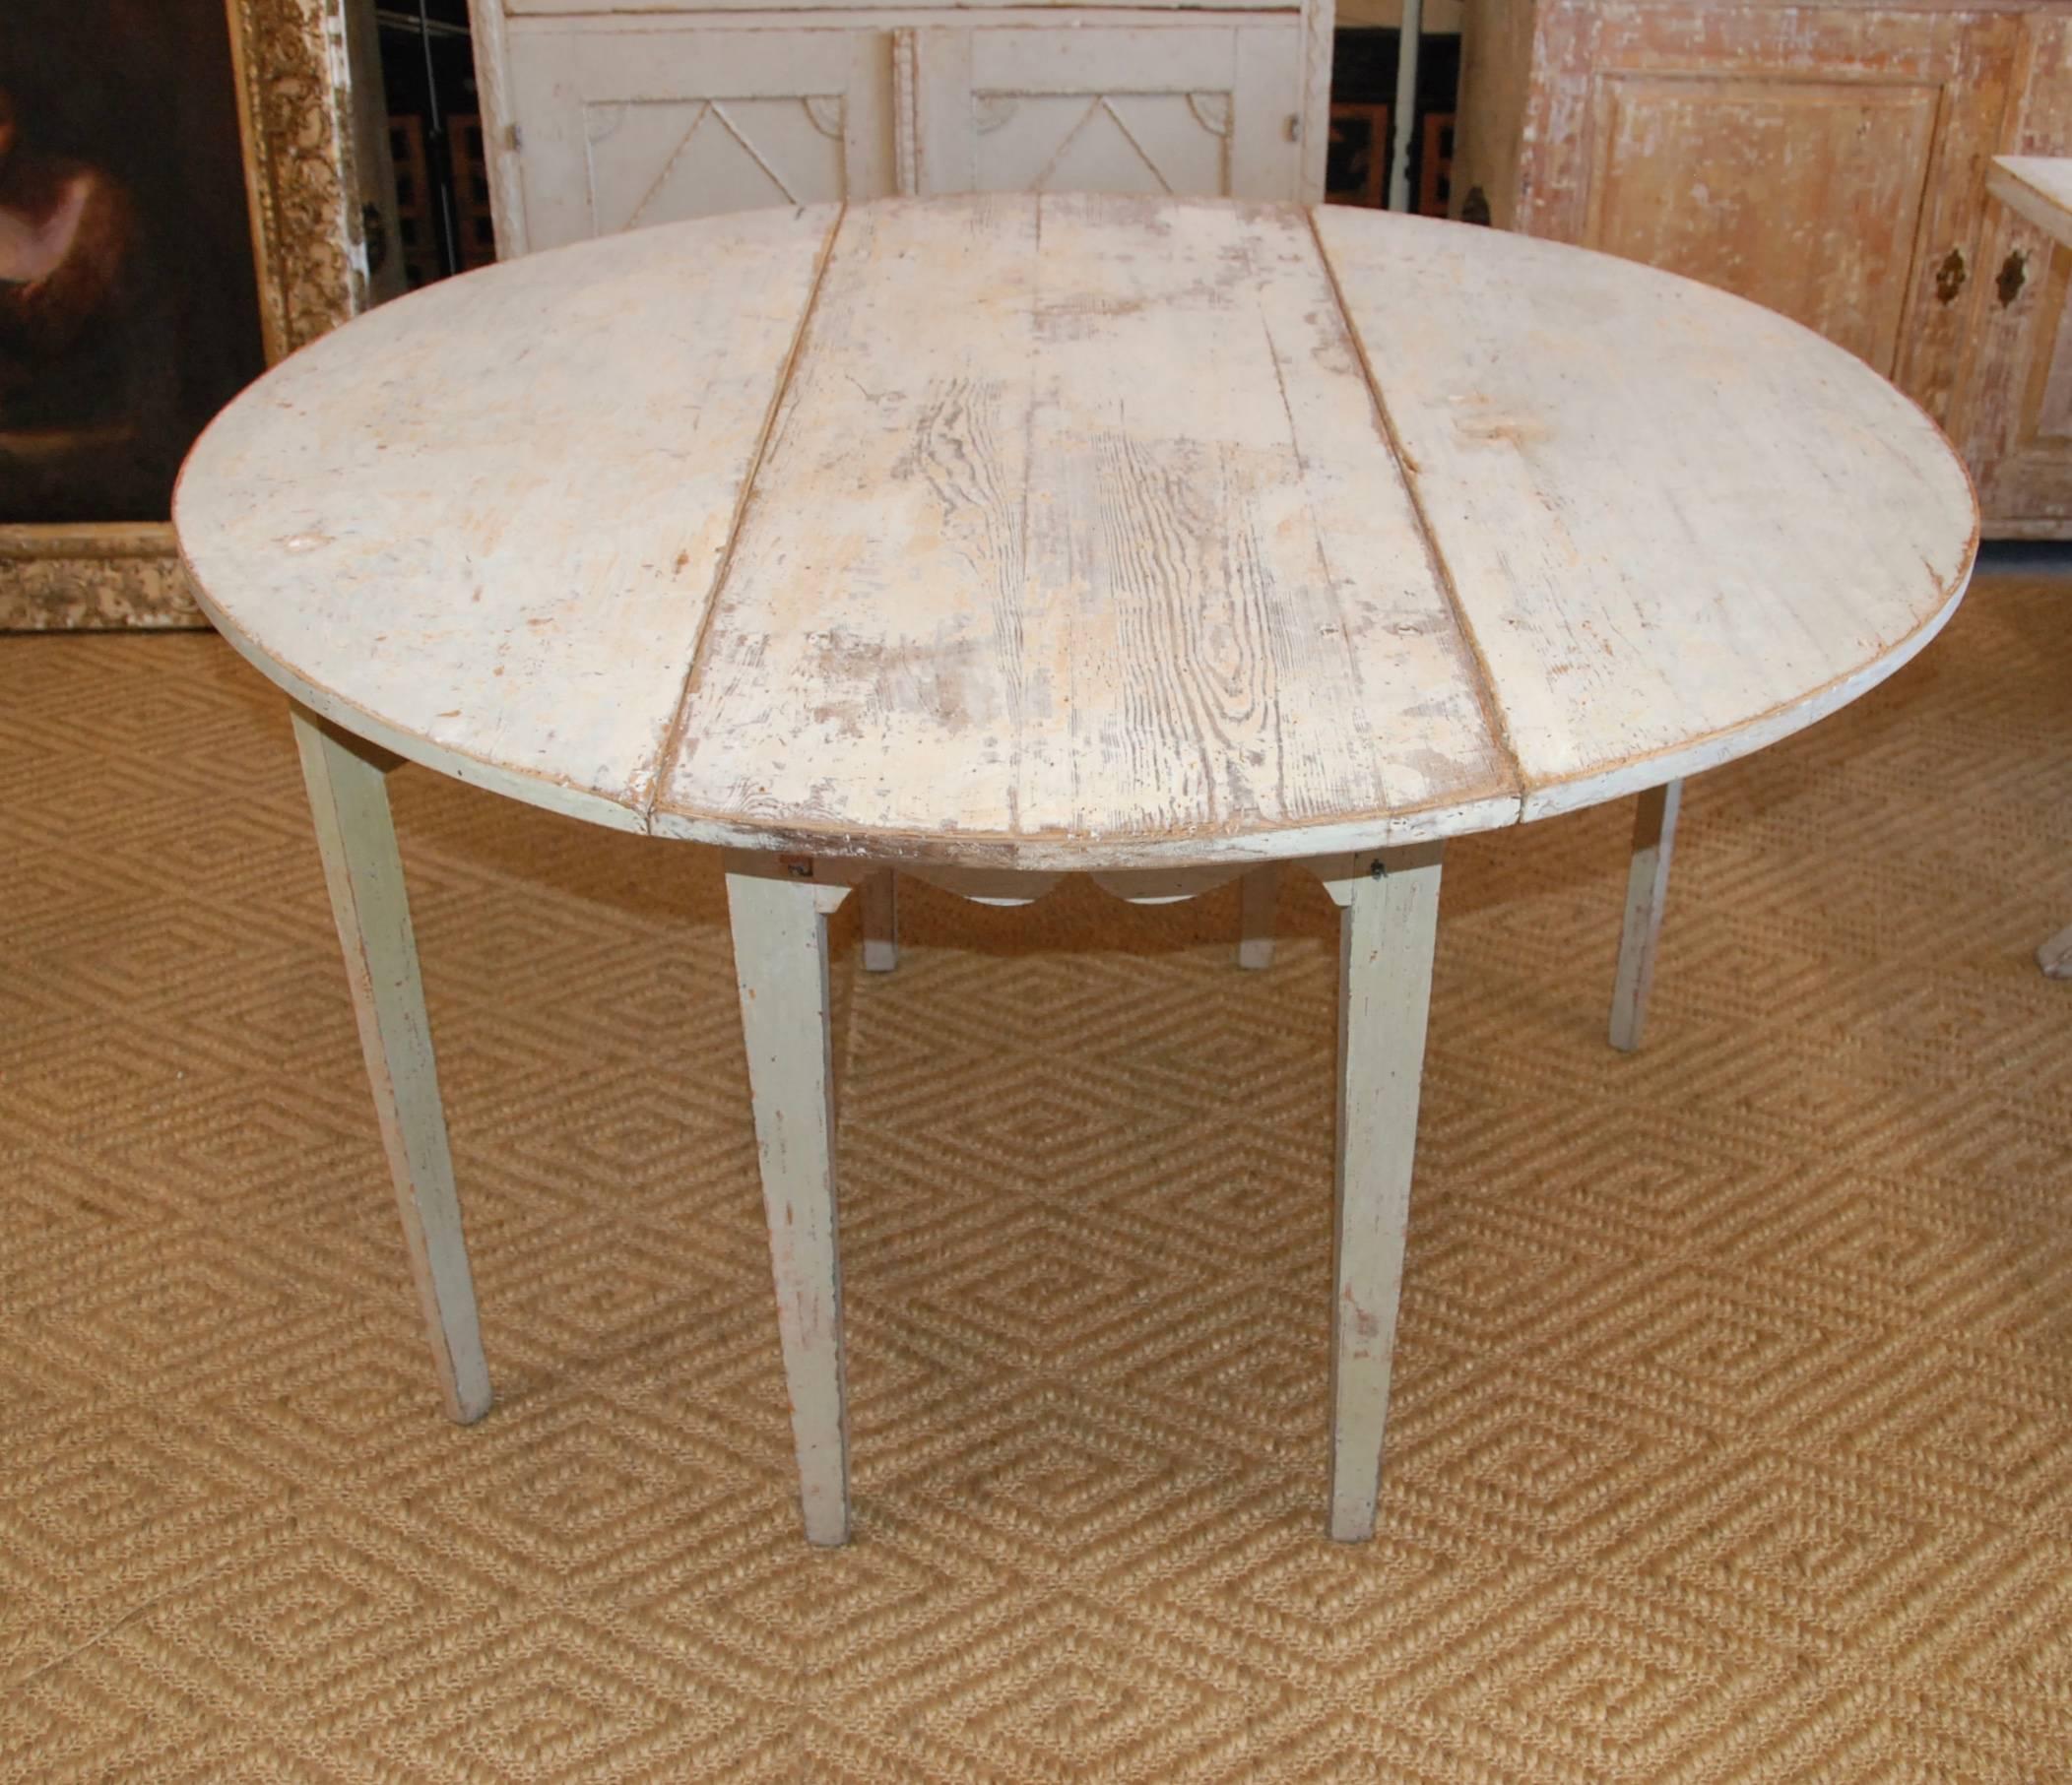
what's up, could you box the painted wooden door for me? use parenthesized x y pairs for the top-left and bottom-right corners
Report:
(1583, 73), (1944, 376)
(1953, 15), (2072, 534)
(1513, 4), (2018, 426)
(503, 24), (899, 248)
(907, 23), (1306, 201)
(1962, 232), (2072, 532)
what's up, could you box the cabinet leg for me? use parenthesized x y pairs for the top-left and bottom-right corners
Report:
(1609, 780), (1682, 1053)
(291, 706), (490, 1426)
(862, 868), (899, 973)
(725, 859), (856, 1545)
(1238, 863), (1279, 970)
(1317, 844), (1442, 1541)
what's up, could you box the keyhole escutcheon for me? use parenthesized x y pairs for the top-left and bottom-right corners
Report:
(1935, 247), (1967, 305)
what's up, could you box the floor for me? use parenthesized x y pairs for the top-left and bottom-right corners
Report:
(1, 566), (2068, 1782)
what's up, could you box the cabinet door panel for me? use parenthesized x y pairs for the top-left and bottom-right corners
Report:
(1585, 75), (1938, 374)
(1965, 234), (2072, 532)
(1954, 15), (2072, 533)
(507, 27), (897, 249)
(2032, 270), (2072, 442)
(911, 24), (1304, 201)
(1514, 4), (2016, 423)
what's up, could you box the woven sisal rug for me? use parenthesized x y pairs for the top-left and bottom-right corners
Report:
(1, 570), (2068, 1781)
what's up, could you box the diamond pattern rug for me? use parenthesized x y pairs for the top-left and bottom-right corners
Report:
(1, 569), (2069, 1781)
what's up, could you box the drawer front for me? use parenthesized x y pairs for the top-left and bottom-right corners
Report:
(910, 22), (1306, 202)
(506, 25), (899, 248)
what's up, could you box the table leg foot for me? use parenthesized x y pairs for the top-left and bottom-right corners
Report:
(2040, 924), (2072, 981)
(1315, 844), (1442, 1542)
(291, 706), (491, 1427)
(1609, 780), (1682, 1053)
(1238, 863), (1279, 970)
(726, 858), (856, 1545)
(862, 868), (899, 973)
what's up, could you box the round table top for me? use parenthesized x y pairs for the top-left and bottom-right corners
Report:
(175, 195), (1976, 871)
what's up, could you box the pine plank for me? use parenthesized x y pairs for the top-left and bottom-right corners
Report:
(1312, 206), (1977, 821)
(652, 194), (1516, 862)
(176, 204), (840, 829)
(179, 197), (1978, 865)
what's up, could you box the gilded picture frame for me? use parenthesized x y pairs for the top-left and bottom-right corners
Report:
(0, 0), (366, 630)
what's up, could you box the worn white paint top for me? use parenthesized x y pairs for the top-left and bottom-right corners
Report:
(176, 195), (1975, 868)
(1988, 157), (2072, 252)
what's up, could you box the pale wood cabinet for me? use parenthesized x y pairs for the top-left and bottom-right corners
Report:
(470, 3), (1333, 259)
(1958, 9), (2072, 532)
(1456, 0), (2072, 537)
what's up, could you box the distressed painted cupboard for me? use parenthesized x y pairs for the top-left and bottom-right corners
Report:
(466, 1), (1337, 255)
(1455, 0), (2072, 538)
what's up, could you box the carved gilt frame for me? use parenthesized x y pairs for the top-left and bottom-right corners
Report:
(0, 0), (367, 630)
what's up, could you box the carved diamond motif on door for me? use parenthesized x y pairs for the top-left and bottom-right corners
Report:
(907, 24), (1305, 203)
(504, 27), (899, 249)
(584, 97), (848, 233)
(974, 93), (1233, 196)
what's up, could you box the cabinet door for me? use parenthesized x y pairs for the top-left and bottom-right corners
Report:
(1512, 4), (2017, 421)
(505, 25), (897, 250)
(1961, 227), (2072, 535)
(1952, 16), (2072, 535)
(1583, 74), (1943, 375)
(908, 24), (1305, 202)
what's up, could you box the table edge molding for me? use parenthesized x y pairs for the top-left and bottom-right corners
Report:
(1519, 545), (1975, 823)
(178, 555), (652, 835)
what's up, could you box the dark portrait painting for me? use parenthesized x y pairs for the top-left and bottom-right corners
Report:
(0, 0), (268, 527)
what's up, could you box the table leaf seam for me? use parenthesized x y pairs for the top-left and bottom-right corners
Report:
(1303, 205), (1527, 825)
(639, 202), (848, 831)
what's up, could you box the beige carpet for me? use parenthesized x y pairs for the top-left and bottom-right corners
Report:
(2, 569), (2070, 1782)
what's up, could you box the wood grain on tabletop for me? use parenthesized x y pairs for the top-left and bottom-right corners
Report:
(654, 196), (1514, 858)
(174, 206), (840, 831)
(174, 195), (1978, 868)
(1313, 207), (1976, 821)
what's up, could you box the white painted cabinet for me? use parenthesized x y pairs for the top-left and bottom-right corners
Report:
(908, 23), (1305, 199)
(471, 4), (1333, 255)
(502, 26), (899, 245)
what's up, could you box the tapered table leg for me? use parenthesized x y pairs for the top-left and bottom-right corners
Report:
(1238, 863), (1279, 970)
(725, 857), (857, 1545)
(1317, 844), (1443, 1542)
(862, 868), (899, 973)
(291, 706), (490, 1425)
(1609, 780), (1682, 1053)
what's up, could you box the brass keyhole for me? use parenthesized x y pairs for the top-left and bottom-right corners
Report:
(1997, 249), (2028, 307)
(1935, 247), (1967, 304)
